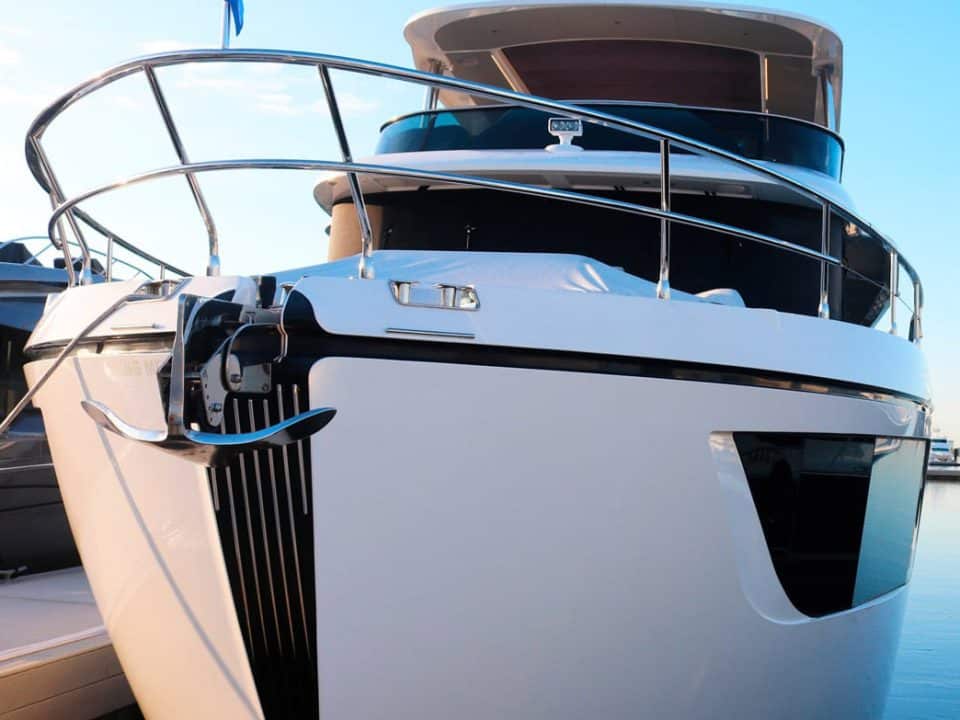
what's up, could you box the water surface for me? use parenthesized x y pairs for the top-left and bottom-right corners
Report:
(885, 480), (960, 719)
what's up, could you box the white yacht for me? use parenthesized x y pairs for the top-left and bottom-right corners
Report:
(10, 3), (931, 719)
(927, 433), (958, 477)
(929, 436), (955, 464)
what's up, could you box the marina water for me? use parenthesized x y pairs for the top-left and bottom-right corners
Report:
(885, 480), (960, 719)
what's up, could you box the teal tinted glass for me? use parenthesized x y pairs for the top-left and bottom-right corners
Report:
(377, 104), (844, 178)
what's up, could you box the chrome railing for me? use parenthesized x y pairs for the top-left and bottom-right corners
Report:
(0, 234), (185, 282)
(24, 48), (923, 341)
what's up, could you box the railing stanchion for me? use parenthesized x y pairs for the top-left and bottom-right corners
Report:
(911, 282), (923, 343)
(144, 65), (220, 277)
(47, 201), (75, 287)
(818, 203), (830, 319)
(220, 0), (232, 49)
(32, 138), (91, 285)
(889, 250), (899, 335)
(106, 234), (114, 282)
(657, 138), (671, 300)
(318, 64), (376, 279)
(423, 60), (441, 111)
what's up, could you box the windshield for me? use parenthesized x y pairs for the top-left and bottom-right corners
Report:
(377, 104), (844, 179)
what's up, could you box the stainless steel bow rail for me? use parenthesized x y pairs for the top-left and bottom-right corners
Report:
(25, 48), (923, 341)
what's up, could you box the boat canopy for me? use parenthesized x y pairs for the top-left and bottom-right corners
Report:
(404, 1), (843, 129)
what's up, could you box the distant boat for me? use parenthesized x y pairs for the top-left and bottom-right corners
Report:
(928, 434), (960, 478)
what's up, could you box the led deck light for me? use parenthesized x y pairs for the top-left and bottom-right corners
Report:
(546, 117), (584, 152)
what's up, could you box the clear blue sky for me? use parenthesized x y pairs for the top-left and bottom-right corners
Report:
(1, 0), (958, 436)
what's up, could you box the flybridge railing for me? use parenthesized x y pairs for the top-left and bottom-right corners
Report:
(25, 48), (922, 342)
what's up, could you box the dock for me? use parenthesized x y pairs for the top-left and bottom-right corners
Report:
(0, 567), (134, 720)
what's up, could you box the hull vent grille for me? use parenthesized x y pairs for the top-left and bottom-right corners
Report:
(208, 383), (318, 719)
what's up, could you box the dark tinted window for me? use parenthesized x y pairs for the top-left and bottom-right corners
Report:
(854, 439), (927, 605)
(735, 434), (926, 616)
(330, 189), (886, 326)
(0, 325), (30, 418)
(377, 104), (843, 178)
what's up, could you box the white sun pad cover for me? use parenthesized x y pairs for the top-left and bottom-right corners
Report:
(274, 251), (743, 306)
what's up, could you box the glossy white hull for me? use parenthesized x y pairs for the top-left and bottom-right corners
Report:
(306, 357), (916, 719)
(25, 302), (924, 718)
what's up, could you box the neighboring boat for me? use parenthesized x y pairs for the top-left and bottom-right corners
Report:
(0, 236), (77, 577)
(0, 235), (159, 719)
(12, 3), (932, 719)
(927, 434), (959, 478)
(929, 436), (956, 465)
(0, 234), (171, 576)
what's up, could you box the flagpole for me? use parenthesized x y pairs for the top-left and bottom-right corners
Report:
(221, 0), (232, 49)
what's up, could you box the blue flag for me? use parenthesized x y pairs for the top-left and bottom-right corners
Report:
(228, 0), (244, 35)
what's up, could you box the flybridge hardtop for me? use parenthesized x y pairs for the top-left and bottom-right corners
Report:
(404, 1), (843, 128)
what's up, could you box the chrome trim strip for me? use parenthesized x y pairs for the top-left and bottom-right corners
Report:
(228, 405), (267, 654)
(216, 458), (257, 658)
(276, 385), (312, 658)
(246, 399), (283, 654)
(385, 327), (477, 339)
(292, 385), (309, 516)
(262, 396), (296, 655)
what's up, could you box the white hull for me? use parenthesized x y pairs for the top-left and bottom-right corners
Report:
(23, 276), (926, 719)
(306, 357), (914, 719)
(24, 350), (260, 719)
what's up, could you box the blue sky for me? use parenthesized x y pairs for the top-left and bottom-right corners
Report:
(1, 0), (958, 437)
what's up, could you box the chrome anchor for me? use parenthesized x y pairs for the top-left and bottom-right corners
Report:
(81, 292), (335, 467)
(81, 399), (335, 467)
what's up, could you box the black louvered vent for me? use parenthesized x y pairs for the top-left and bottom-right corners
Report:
(208, 383), (318, 719)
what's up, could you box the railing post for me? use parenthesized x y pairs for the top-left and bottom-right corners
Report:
(889, 250), (898, 335)
(818, 203), (830, 319)
(32, 138), (91, 286)
(657, 138), (671, 300)
(220, 0), (232, 49)
(318, 64), (376, 279)
(47, 206), (76, 287)
(144, 65), (220, 277)
(423, 60), (441, 111)
(911, 281), (923, 343)
(106, 234), (114, 282)
(160, 263), (167, 281)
